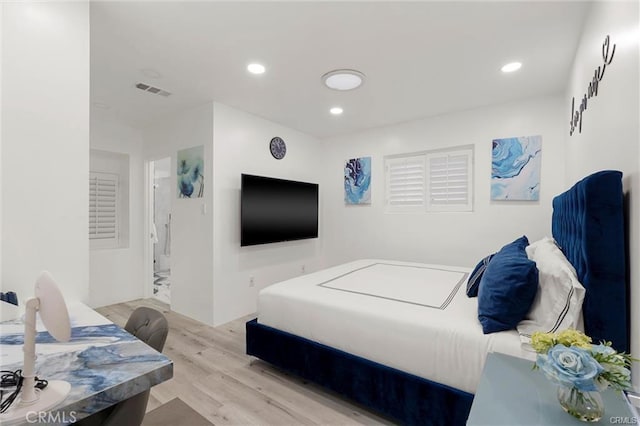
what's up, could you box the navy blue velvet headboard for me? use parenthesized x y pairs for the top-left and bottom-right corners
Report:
(551, 170), (628, 352)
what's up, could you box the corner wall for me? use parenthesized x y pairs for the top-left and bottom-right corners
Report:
(142, 103), (215, 325)
(212, 103), (324, 326)
(321, 96), (566, 268)
(89, 110), (145, 307)
(564, 0), (640, 387)
(1, 2), (90, 301)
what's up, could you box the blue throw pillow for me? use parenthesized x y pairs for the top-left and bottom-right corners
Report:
(466, 254), (495, 297)
(477, 236), (539, 334)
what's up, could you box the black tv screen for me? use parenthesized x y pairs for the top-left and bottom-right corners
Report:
(241, 174), (319, 247)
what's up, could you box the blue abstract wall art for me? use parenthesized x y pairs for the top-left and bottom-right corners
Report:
(345, 157), (371, 205)
(177, 145), (204, 198)
(491, 135), (542, 201)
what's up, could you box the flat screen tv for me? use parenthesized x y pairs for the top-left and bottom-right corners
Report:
(241, 174), (319, 247)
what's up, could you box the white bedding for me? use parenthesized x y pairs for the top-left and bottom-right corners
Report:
(258, 259), (535, 394)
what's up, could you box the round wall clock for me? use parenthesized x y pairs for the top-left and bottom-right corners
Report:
(269, 137), (287, 160)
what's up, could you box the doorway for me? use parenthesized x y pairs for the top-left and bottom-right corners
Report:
(151, 157), (171, 304)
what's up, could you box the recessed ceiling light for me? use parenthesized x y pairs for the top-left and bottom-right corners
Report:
(322, 69), (365, 91)
(141, 68), (162, 79)
(330, 107), (344, 115)
(247, 63), (266, 74)
(501, 62), (522, 73)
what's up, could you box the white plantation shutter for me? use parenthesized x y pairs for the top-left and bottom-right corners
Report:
(385, 147), (473, 213)
(89, 172), (119, 246)
(427, 149), (473, 212)
(385, 155), (426, 212)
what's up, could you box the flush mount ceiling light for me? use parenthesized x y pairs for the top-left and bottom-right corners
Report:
(501, 62), (522, 73)
(247, 63), (266, 75)
(330, 107), (344, 115)
(322, 69), (365, 91)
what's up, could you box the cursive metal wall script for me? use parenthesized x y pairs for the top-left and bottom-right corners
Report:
(569, 35), (616, 136)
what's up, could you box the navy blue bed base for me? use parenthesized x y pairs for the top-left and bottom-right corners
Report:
(246, 319), (473, 425)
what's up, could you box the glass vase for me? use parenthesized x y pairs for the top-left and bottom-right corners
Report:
(557, 385), (604, 422)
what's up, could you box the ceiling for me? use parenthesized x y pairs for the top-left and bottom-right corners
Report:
(90, 1), (591, 139)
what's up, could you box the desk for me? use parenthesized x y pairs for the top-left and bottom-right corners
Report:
(0, 302), (173, 425)
(467, 352), (634, 425)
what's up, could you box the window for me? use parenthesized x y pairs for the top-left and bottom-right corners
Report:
(89, 149), (130, 250)
(89, 172), (119, 248)
(385, 146), (473, 213)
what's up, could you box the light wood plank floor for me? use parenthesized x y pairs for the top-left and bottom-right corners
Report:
(96, 299), (392, 426)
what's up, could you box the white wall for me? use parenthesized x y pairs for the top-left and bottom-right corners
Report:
(0, 3), (3, 289)
(212, 102), (324, 326)
(142, 103), (215, 325)
(1, 2), (89, 301)
(564, 0), (640, 387)
(322, 96), (566, 268)
(90, 109), (145, 307)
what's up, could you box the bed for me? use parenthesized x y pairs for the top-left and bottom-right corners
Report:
(246, 170), (629, 425)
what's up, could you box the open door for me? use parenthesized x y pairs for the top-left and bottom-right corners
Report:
(149, 157), (171, 305)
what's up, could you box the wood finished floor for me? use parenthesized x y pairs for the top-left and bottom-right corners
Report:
(96, 299), (392, 426)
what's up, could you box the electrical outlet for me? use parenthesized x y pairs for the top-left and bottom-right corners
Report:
(249, 276), (255, 287)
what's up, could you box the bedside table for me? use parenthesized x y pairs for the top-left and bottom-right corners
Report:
(467, 352), (634, 425)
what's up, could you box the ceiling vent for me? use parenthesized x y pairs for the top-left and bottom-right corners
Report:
(135, 82), (171, 97)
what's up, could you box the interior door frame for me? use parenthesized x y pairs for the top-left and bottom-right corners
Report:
(143, 159), (154, 301)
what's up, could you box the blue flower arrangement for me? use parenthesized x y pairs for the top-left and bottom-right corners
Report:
(536, 345), (603, 392)
(532, 329), (634, 392)
(532, 329), (636, 421)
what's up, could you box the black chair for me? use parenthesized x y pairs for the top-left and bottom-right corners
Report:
(76, 307), (169, 426)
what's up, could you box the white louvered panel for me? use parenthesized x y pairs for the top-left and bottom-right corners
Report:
(89, 173), (118, 241)
(427, 149), (473, 211)
(385, 155), (426, 212)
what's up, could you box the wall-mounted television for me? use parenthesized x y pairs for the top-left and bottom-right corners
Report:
(241, 174), (319, 247)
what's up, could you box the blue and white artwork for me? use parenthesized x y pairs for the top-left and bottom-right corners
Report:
(345, 157), (371, 205)
(177, 145), (204, 198)
(491, 135), (542, 201)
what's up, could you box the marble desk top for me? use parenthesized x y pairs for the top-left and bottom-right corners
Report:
(0, 302), (173, 425)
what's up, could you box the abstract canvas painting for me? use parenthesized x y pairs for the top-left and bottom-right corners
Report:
(345, 157), (371, 204)
(177, 145), (204, 198)
(491, 135), (542, 201)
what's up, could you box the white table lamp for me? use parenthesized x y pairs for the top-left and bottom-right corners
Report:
(0, 271), (72, 424)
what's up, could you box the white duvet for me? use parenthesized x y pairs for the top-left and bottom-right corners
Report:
(258, 259), (535, 394)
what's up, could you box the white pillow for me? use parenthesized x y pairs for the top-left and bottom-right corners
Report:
(517, 237), (586, 346)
